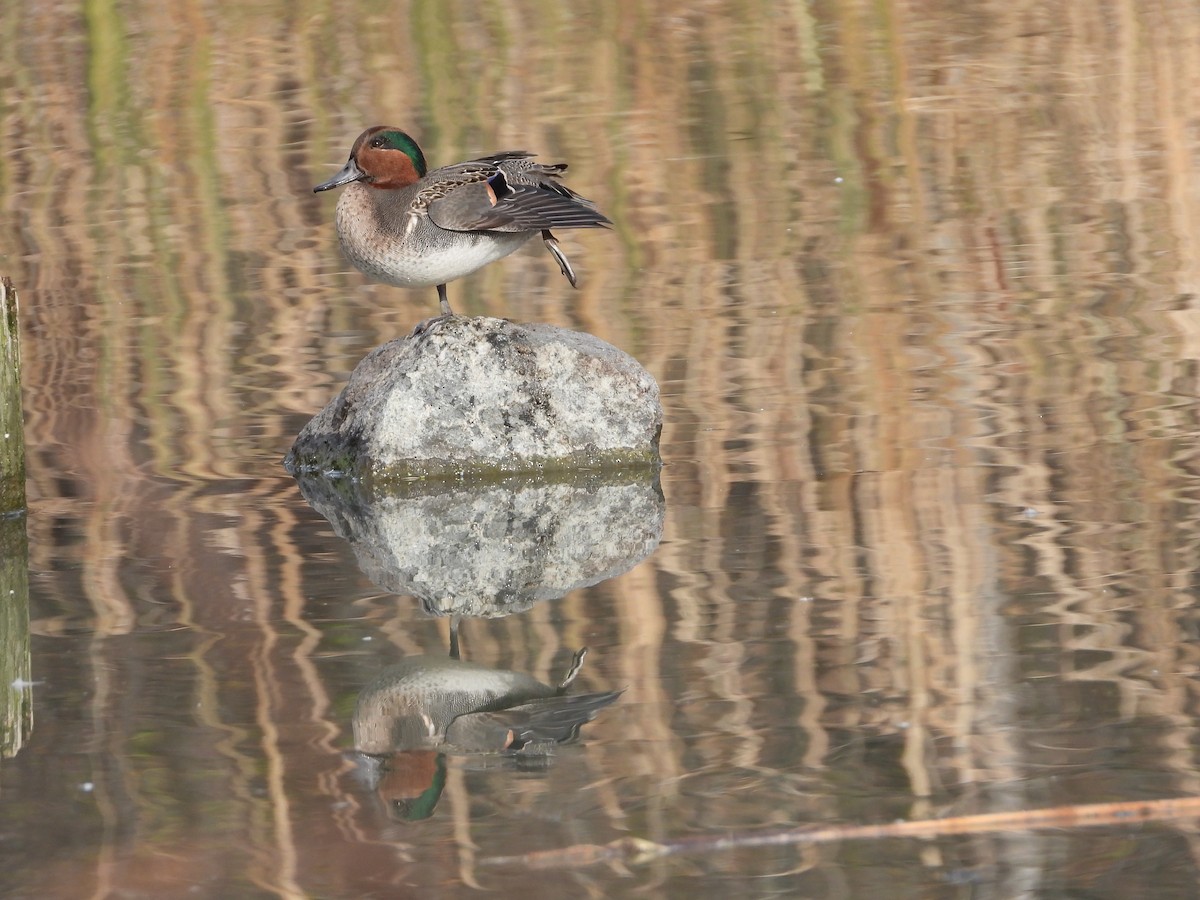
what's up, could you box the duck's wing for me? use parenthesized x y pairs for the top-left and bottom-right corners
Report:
(444, 689), (624, 753)
(424, 153), (611, 234)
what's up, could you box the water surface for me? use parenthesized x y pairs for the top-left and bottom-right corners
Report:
(3, 1), (1200, 897)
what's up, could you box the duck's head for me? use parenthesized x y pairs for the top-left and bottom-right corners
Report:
(375, 750), (447, 821)
(314, 126), (428, 192)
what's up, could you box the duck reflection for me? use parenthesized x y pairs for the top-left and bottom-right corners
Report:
(352, 643), (620, 821)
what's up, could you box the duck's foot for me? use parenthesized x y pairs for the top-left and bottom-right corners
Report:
(411, 313), (454, 338)
(542, 229), (578, 288)
(410, 286), (458, 337)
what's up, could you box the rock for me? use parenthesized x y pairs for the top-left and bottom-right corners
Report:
(285, 316), (661, 480)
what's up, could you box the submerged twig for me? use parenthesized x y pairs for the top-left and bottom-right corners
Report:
(480, 797), (1200, 870)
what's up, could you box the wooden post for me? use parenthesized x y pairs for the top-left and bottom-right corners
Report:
(0, 276), (24, 514)
(0, 277), (31, 758)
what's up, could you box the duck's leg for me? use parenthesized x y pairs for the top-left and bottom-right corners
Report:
(556, 647), (588, 693)
(414, 285), (455, 336)
(542, 229), (578, 288)
(448, 615), (462, 660)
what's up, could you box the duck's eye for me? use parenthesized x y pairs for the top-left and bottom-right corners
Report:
(370, 138), (385, 149)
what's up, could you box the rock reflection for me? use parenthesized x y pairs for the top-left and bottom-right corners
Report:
(352, 646), (621, 821)
(298, 468), (650, 820)
(294, 468), (663, 617)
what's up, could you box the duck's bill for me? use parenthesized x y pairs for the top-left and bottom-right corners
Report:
(314, 157), (366, 192)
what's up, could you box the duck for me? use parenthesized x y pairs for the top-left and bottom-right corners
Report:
(350, 640), (621, 819)
(314, 126), (611, 316)
(352, 647), (621, 756)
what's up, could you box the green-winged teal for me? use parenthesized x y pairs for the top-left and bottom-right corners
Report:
(352, 648), (620, 819)
(352, 648), (620, 755)
(314, 126), (611, 316)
